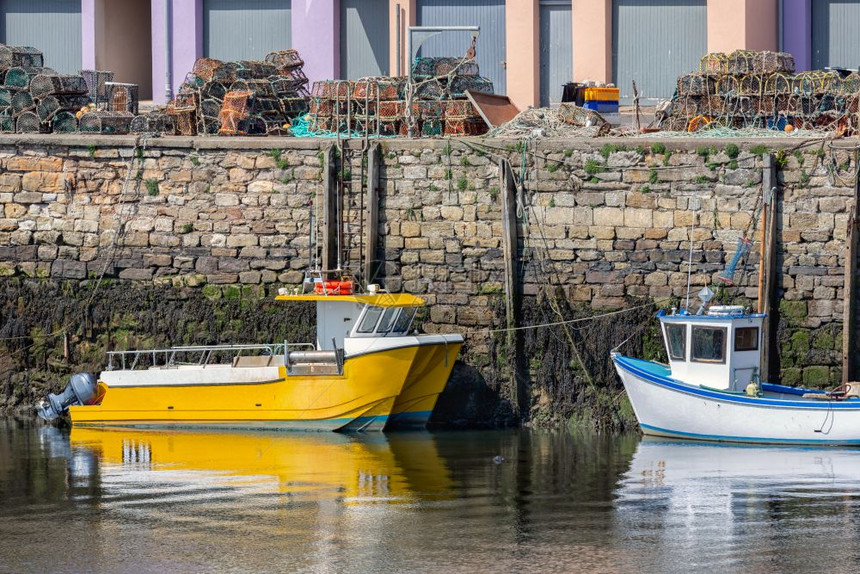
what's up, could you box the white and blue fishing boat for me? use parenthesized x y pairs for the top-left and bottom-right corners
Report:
(612, 301), (860, 446)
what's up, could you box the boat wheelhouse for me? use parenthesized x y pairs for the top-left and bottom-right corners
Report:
(613, 305), (860, 445)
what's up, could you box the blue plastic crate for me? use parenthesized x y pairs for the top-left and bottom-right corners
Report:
(583, 101), (619, 113)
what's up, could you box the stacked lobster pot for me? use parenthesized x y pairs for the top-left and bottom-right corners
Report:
(0, 43), (136, 134)
(303, 56), (492, 138)
(78, 110), (134, 135)
(149, 49), (309, 136)
(662, 50), (860, 134)
(106, 82), (139, 115)
(80, 70), (114, 106)
(0, 44), (54, 133)
(29, 74), (91, 133)
(308, 77), (406, 136)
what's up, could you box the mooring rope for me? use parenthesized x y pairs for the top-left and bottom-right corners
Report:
(459, 299), (669, 337)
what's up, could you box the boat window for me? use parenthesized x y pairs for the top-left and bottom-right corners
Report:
(691, 327), (727, 364)
(357, 307), (384, 334)
(665, 324), (687, 361)
(376, 308), (399, 334)
(393, 307), (417, 333)
(735, 327), (759, 351)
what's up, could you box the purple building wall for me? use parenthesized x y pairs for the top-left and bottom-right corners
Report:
(148, 0), (338, 105)
(782, 0), (811, 72)
(292, 0), (340, 85)
(81, 0), (96, 70)
(151, 0), (203, 105)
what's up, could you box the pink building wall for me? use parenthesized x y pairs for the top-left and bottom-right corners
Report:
(572, 0), (612, 84)
(708, 0), (777, 54)
(505, 1), (539, 110)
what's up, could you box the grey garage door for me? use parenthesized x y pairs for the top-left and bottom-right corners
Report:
(0, 0), (82, 74)
(203, 0), (291, 61)
(612, 0), (706, 101)
(416, 0), (506, 95)
(812, 0), (860, 70)
(539, 0), (572, 106)
(340, 0), (389, 79)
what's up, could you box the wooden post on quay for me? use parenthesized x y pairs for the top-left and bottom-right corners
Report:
(321, 145), (338, 277)
(760, 154), (778, 382)
(364, 143), (380, 284)
(500, 158), (524, 416)
(843, 150), (860, 385)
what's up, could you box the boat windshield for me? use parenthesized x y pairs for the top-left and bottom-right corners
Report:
(357, 306), (384, 333)
(665, 324), (686, 361)
(353, 306), (418, 337)
(691, 326), (726, 363)
(376, 308), (399, 333)
(392, 308), (416, 333)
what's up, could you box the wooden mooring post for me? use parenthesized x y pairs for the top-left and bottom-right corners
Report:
(843, 150), (860, 385)
(321, 145), (338, 276)
(364, 143), (380, 284)
(499, 159), (526, 417)
(760, 154), (778, 382)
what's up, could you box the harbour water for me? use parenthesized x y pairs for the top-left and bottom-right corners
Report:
(2, 419), (860, 573)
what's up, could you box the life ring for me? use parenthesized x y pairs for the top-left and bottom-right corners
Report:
(314, 280), (354, 295)
(687, 115), (712, 133)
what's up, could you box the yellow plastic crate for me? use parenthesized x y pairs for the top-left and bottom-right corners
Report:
(583, 87), (619, 102)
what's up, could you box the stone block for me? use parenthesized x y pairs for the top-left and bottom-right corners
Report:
(544, 207), (574, 225)
(624, 208), (653, 227)
(226, 234), (258, 248)
(6, 157), (62, 172)
(208, 273), (239, 284)
(593, 207), (623, 227)
(239, 271), (262, 284)
(5, 203), (26, 218)
(219, 258), (250, 272)
(14, 191), (42, 204)
(143, 254), (173, 267)
(215, 193), (239, 206)
(119, 268), (154, 281)
(626, 192), (657, 209)
(401, 221), (421, 237)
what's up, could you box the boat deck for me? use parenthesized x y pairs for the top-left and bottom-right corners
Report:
(615, 355), (858, 404)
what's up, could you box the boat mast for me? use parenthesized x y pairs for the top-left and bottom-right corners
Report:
(685, 214), (694, 312)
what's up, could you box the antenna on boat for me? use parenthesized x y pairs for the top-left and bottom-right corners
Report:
(308, 199), (315, 272)
(685, 214), (695, 312)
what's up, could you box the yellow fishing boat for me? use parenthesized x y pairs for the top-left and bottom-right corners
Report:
(37, 290), (463, 431)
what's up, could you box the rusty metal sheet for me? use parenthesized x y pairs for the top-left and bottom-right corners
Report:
(465, 90), (520, 129)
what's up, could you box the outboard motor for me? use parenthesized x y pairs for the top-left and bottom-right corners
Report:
(36, 373), (98, 421)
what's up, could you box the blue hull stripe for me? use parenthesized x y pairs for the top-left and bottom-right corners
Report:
(641, 423), (860, 446)
(76, 414), (389, 433)
(614, 354), (860, 411)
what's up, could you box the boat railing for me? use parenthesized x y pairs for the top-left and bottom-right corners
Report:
(106, 342), (315, 371)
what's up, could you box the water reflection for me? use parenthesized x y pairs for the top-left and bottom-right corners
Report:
(1, 421), (643, 573)
(615, 438), (860, 572)
(8, 421), (860, 573)
(68, 428), (455, 506)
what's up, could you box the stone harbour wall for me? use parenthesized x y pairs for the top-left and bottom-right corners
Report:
(0, 134), (856, 425)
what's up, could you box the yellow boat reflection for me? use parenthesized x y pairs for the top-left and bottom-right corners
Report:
(69, 428), (454, 503)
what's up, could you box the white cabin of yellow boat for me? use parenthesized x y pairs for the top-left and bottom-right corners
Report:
(658, 305), (764, 391)
(275, 290), (425, 351)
